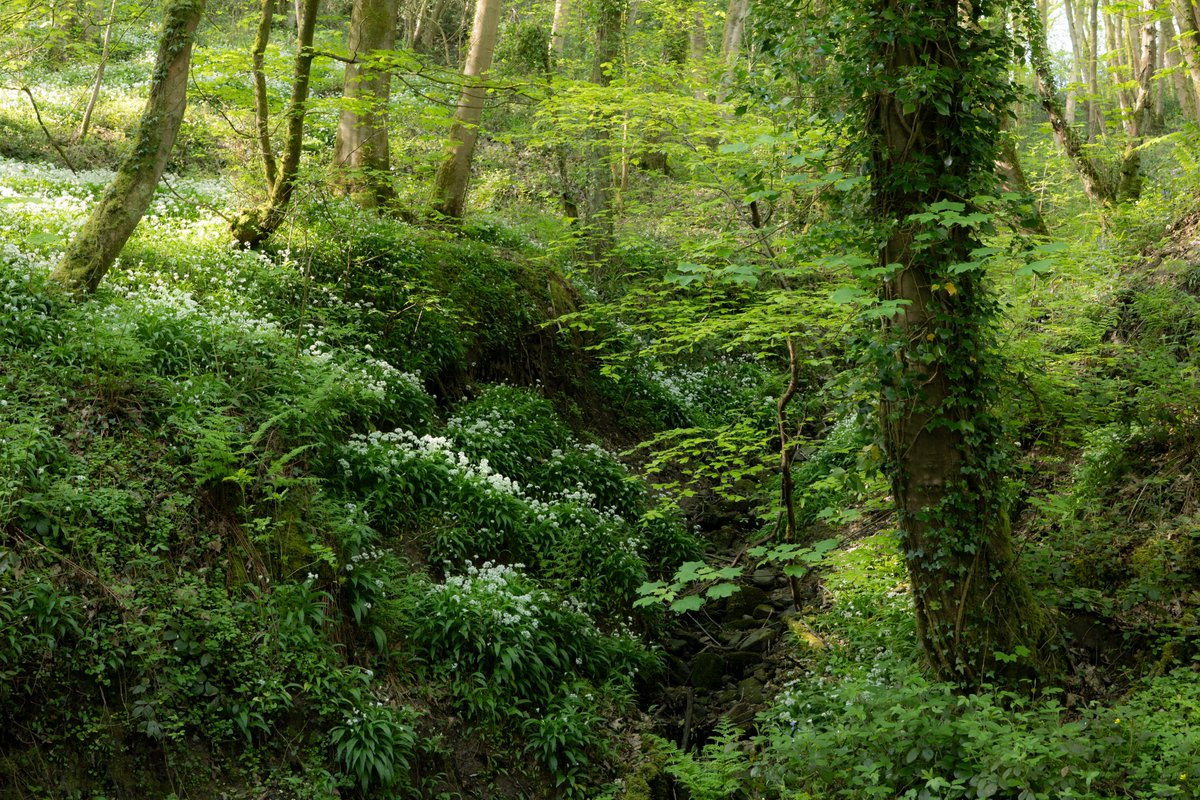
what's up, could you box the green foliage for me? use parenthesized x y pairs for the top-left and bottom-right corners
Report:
(330, 687), (417, 793)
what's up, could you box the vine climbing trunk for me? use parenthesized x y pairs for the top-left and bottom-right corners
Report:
(50, 0), (205, 294)
(859, 0), (1058, 687)
(431, 0), (502, 219)
(1021, 0), (1116, 205)
(333, 0), (399, 208)
(232, 0), (321, 246)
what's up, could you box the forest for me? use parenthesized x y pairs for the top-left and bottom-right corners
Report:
(0, 0), (1198, 796)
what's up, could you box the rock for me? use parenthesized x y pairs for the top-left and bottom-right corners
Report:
(724, 650), (760, 678)
(689, 652), (725, 690)
(736, 626), (779, 652)
(738, 676), (763, 704)
(666, 638), (691, 654)
(753, 603), (775, 620)
(751, 569), (776, 588)
(724, 585), (768, 620)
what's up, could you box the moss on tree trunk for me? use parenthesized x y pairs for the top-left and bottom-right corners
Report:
(50, 0), (205, 294)
(864, 0), (1060, 687)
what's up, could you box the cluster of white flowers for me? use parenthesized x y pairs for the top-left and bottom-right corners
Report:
(433, 561), (544, 630)
(345, 428), (528, 499)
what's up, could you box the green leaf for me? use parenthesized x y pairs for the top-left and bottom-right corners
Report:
(830, 286), (868, 305)
(670, 595), (705, 613)
(706, 582), (741, 599)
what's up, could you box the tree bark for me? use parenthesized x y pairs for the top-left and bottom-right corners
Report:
(716, 0), (749, 103)
(1022, 0), (1116, 205)
(689, 6), (707, 99)
(550, 0), (569, 62)
(1163, 14), (1198, 122)
(431, 0), (502, 218)
(585, 0), (625, 260)
(1088, 0), (1105, 139)
(231, 0), (321, 246)
(333, 0), (399, 208)
(250, 0), (278, 189)
(1063, 0), (1085, 124)
(1172, 0), (1200, 120)
(1117, 0), (1156, 201)
(51, 0), (205, 294)
(76, 0), (119, 143)
(865, 0), (1057, 687)
(995, 113), (1049, 235)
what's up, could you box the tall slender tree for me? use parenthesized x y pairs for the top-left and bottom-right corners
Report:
(846, 0), (1058, 685)
(584, 0), (626, 259)
(232, 0), (321, 246)
(51, 0), (205, 293)
(431, 0), (502, 218)
(333, 0), (400, 208)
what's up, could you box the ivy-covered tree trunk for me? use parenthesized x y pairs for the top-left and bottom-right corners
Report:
(231, 0), (320, 246)
(1021, 0), (1116, 206)
(333, 0), (399, 208)
(50, 0), (205, 294)
(431, 0), (502, 219)
(858, 0), (1058, 686)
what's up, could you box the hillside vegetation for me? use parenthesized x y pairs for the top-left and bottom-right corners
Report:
(1, 1), (1199, 798)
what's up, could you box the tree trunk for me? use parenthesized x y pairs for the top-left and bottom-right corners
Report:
(431, 0), (502, 218)
(585, 0), (625, 260)
(1088, 0), (1105, 140)
(1063, 0), (1085, 124)
(550, 0), (569, 62)
(333, 0), (399, 208)
(864, 0), (1057, 687)
(716, 0), (749, 103)
(76, 0), (118, 143)
(51, 0), (205, 294)
(231, 0), (321, 246)
(1022, 0), (1116, 205)
(1117, 0), (1156, 201)
(689, 7), (707, 99)
(1163, 14), (1198, 122)
(251, 0), (278, 189)
(995, 113), (1049, 235)
(1172, 0), (1200, 119)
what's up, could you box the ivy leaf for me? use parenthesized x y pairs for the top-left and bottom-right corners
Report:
(706, 583), (741, 599)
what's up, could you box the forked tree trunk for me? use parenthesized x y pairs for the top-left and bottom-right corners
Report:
(1022, 0), (1117, 205)
(51, 0), (205, 293)
(231, 0), (321, 246)
(431, 0), (502, 218)
(866, 0), (1057, 687)
(333, 0), (399, 208)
